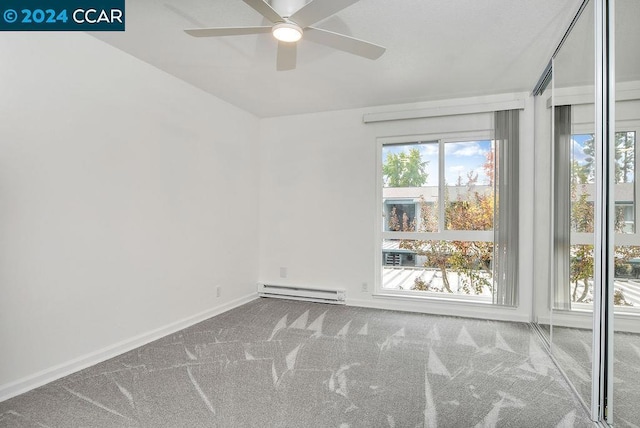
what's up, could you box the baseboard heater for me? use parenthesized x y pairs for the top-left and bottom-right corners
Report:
(257, 283), (346, 304)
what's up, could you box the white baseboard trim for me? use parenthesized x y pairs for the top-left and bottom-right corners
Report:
(0, 292), (258, 402)
(536, 311), (640, 333)
(347, 296), (531, 323)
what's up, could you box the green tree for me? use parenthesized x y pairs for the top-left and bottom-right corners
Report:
(569, 155), (595, 302)
(579, 136), (595, 183)
(616, 131), (635, 183)
(571, 245), (593, 303)
(383, 148), (428, 187)
(569, 132), (637, 305)
(574, 132), (634, 184)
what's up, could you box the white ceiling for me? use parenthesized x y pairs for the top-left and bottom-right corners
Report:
(92, 0), (583, 118)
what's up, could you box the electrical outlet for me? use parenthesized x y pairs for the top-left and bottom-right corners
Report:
(280, 267), (287, 278)
(361, 282), (368, 292)
(216, 286), (221, 298)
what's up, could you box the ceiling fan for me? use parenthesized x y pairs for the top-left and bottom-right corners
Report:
(184, 0), (386, 71)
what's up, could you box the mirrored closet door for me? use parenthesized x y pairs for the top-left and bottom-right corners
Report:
(536, 0), (640, 425)
(612, 0), (640, 425)
(549, 0), (595, 412)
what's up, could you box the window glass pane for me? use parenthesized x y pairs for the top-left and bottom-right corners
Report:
(571, 134), (595, 233)
(614, 245), (640, 309)
(382, 142), (438, 232)
(444, 140), (494, 231)
(614, 131), (635, 233)
(571, 134), (596, 183)
(570, 244), (594, 305)
(384, 202), (416, 232)
(571, 131), (635, 233)
(382, 239), (494, 298)
(565, 244), (640, 309)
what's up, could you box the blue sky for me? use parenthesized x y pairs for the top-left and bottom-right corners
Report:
(571, 132), (636, 183)
(382, 140), (493, 186)
(571, 134), (593, 164)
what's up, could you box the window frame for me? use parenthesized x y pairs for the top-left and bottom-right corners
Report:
(562, 120), (640, 313)
(375, 130), (496, 300)
(570, 121), (640, 247)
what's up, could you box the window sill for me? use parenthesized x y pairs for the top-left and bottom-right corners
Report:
(373, 289), (514, 307)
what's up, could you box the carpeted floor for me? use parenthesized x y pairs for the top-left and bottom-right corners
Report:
(547, 325), (640, 428)
(0, 298), (593, 427)
(540, 325), (594, 414)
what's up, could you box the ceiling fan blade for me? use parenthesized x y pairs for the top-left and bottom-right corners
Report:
(289, 0), (360, 28)
(184, 26), (272, 37)
(277, 42), (297, 71)
(304, 27), (386, 60)
(242, 0), (283, 24)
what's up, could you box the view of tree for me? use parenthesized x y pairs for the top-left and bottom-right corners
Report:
(569, 132), (637, 306)
(569, 156), (596, 303)
(439, 163), (494, 294)
(387, 206), (415, 232)
(483, 150), (495, 186)
(571, 160), (594, 233)
(573, 132), (635, 184)
(383, 148), (429, 187)
(383, 135), (639, 306)
(616, 132), (635, 183)
(381, 133), (640, 308)
(390, 148), (495, 295)
(575, 135), (595, 183)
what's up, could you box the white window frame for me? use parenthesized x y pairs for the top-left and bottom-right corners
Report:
(567, 121), (640, 314)
(570, 121), (640, 246)
(375, 130), (495, 300)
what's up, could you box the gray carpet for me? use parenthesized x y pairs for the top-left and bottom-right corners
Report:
(543, 326), (593, 416)
(549, 325), (640, 428)
(0, 298), (593, 427)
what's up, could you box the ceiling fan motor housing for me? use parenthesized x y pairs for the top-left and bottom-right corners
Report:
(272, 21), (303, 42)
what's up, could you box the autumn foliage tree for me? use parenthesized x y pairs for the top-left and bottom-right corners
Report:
(386, 148), (495, 295)
(441, 169), (494, 294)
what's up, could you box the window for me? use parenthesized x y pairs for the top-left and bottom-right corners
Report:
(380, 139), (496, 300)
(564, 130), (640, 309)
(384, 200), (418, 232)
(377, 110), (519, 305)
(444, 141), (495, 231)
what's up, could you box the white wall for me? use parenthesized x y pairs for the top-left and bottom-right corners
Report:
(259, 93), (535, 322)
(0, 34), (259, 394)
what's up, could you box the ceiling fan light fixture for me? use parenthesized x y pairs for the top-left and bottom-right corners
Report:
(272, 22), (303, 42)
